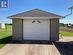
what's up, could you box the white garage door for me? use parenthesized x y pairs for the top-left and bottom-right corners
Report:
(23, 19), (50, 40)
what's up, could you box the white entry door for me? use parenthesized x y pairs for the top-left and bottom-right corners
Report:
(23, 19), (50, 40)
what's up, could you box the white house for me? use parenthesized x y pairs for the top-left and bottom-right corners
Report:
(0, 23), (5, 29)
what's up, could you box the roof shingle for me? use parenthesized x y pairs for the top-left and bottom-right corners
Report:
(8, 9), (63, 19)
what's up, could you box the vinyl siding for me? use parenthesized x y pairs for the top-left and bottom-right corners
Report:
(50, 19), (59, 41)
(12, 19), (23, 41)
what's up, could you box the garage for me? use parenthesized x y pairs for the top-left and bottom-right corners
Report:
(23, 19), (50, 40)
(8, 9), (63, 41)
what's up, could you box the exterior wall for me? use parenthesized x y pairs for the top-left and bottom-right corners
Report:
(12, 18), (59, 41)
(50, 19), (59, 41)
(12, 19), (23, 41)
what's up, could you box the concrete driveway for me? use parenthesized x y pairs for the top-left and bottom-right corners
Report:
(59, 36), (73, 42)
(0, 43), (60, 55)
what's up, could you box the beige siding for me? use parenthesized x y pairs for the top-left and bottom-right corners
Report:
(50, 19), (59, 41)
(12, 18), (59, 41)
(12, 19), (23, 41)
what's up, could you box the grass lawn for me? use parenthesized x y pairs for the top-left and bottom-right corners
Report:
(0, 25), (12, 48)
(60, 31), (73, 36)
(59, 27), (73, 37)
(0, 44), (5, 48)
(0, 25), (12, 39)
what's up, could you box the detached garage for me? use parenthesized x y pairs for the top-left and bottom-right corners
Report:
(8, 9), (63, 41)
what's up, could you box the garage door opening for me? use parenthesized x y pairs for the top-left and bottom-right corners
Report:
(23, 19), (50, 41)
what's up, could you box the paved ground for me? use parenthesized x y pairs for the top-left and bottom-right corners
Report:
(1, 37), (73, 55)
(59, 36), (73, 42)
(0, 43), (60, 55)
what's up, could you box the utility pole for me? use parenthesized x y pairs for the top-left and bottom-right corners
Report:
(64, 6), (73, 18)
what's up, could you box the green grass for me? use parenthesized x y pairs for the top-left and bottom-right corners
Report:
(0, 25), (12, 39)
(60, 31), (73, 36)
(0, 44), (5, 48)
(0, 25), (12, 49)
(60, 27), (73, 36)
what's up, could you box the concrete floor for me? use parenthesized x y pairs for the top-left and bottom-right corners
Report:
(0, 43), (60, 55)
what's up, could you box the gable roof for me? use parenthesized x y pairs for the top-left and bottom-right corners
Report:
(8, 9), (64, 19)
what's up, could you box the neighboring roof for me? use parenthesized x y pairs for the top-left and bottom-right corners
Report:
(8, 9), (64, 19)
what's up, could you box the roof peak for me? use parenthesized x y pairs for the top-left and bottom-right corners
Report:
(31, 8), (41, 10)
(29, 9), (44, 11)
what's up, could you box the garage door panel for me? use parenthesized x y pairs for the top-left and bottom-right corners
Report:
(23, 20), (50, 40)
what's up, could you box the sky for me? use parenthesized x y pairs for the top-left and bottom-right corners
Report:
(0, 0), (73, 24)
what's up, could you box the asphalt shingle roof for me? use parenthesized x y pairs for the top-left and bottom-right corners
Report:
(8, 9), (63, 19)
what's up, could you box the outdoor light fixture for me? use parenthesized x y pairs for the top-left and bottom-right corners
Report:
(32, 20), (41, 23)
(37, 20), (41, 23)
(64, 6), (73, 18)
(32, 20), (35, 23)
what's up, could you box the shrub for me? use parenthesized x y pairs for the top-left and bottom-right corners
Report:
(0, 36), (12, 44)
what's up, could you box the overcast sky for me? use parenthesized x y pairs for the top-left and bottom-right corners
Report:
(0, 0), (73, 24)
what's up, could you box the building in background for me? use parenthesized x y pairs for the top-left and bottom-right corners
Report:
(0, 23), (5, 29)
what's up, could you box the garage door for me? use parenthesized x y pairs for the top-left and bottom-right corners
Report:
(23, 19), (50, 40)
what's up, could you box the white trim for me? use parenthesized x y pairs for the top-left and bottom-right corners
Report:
(8, 17), (63, 19)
